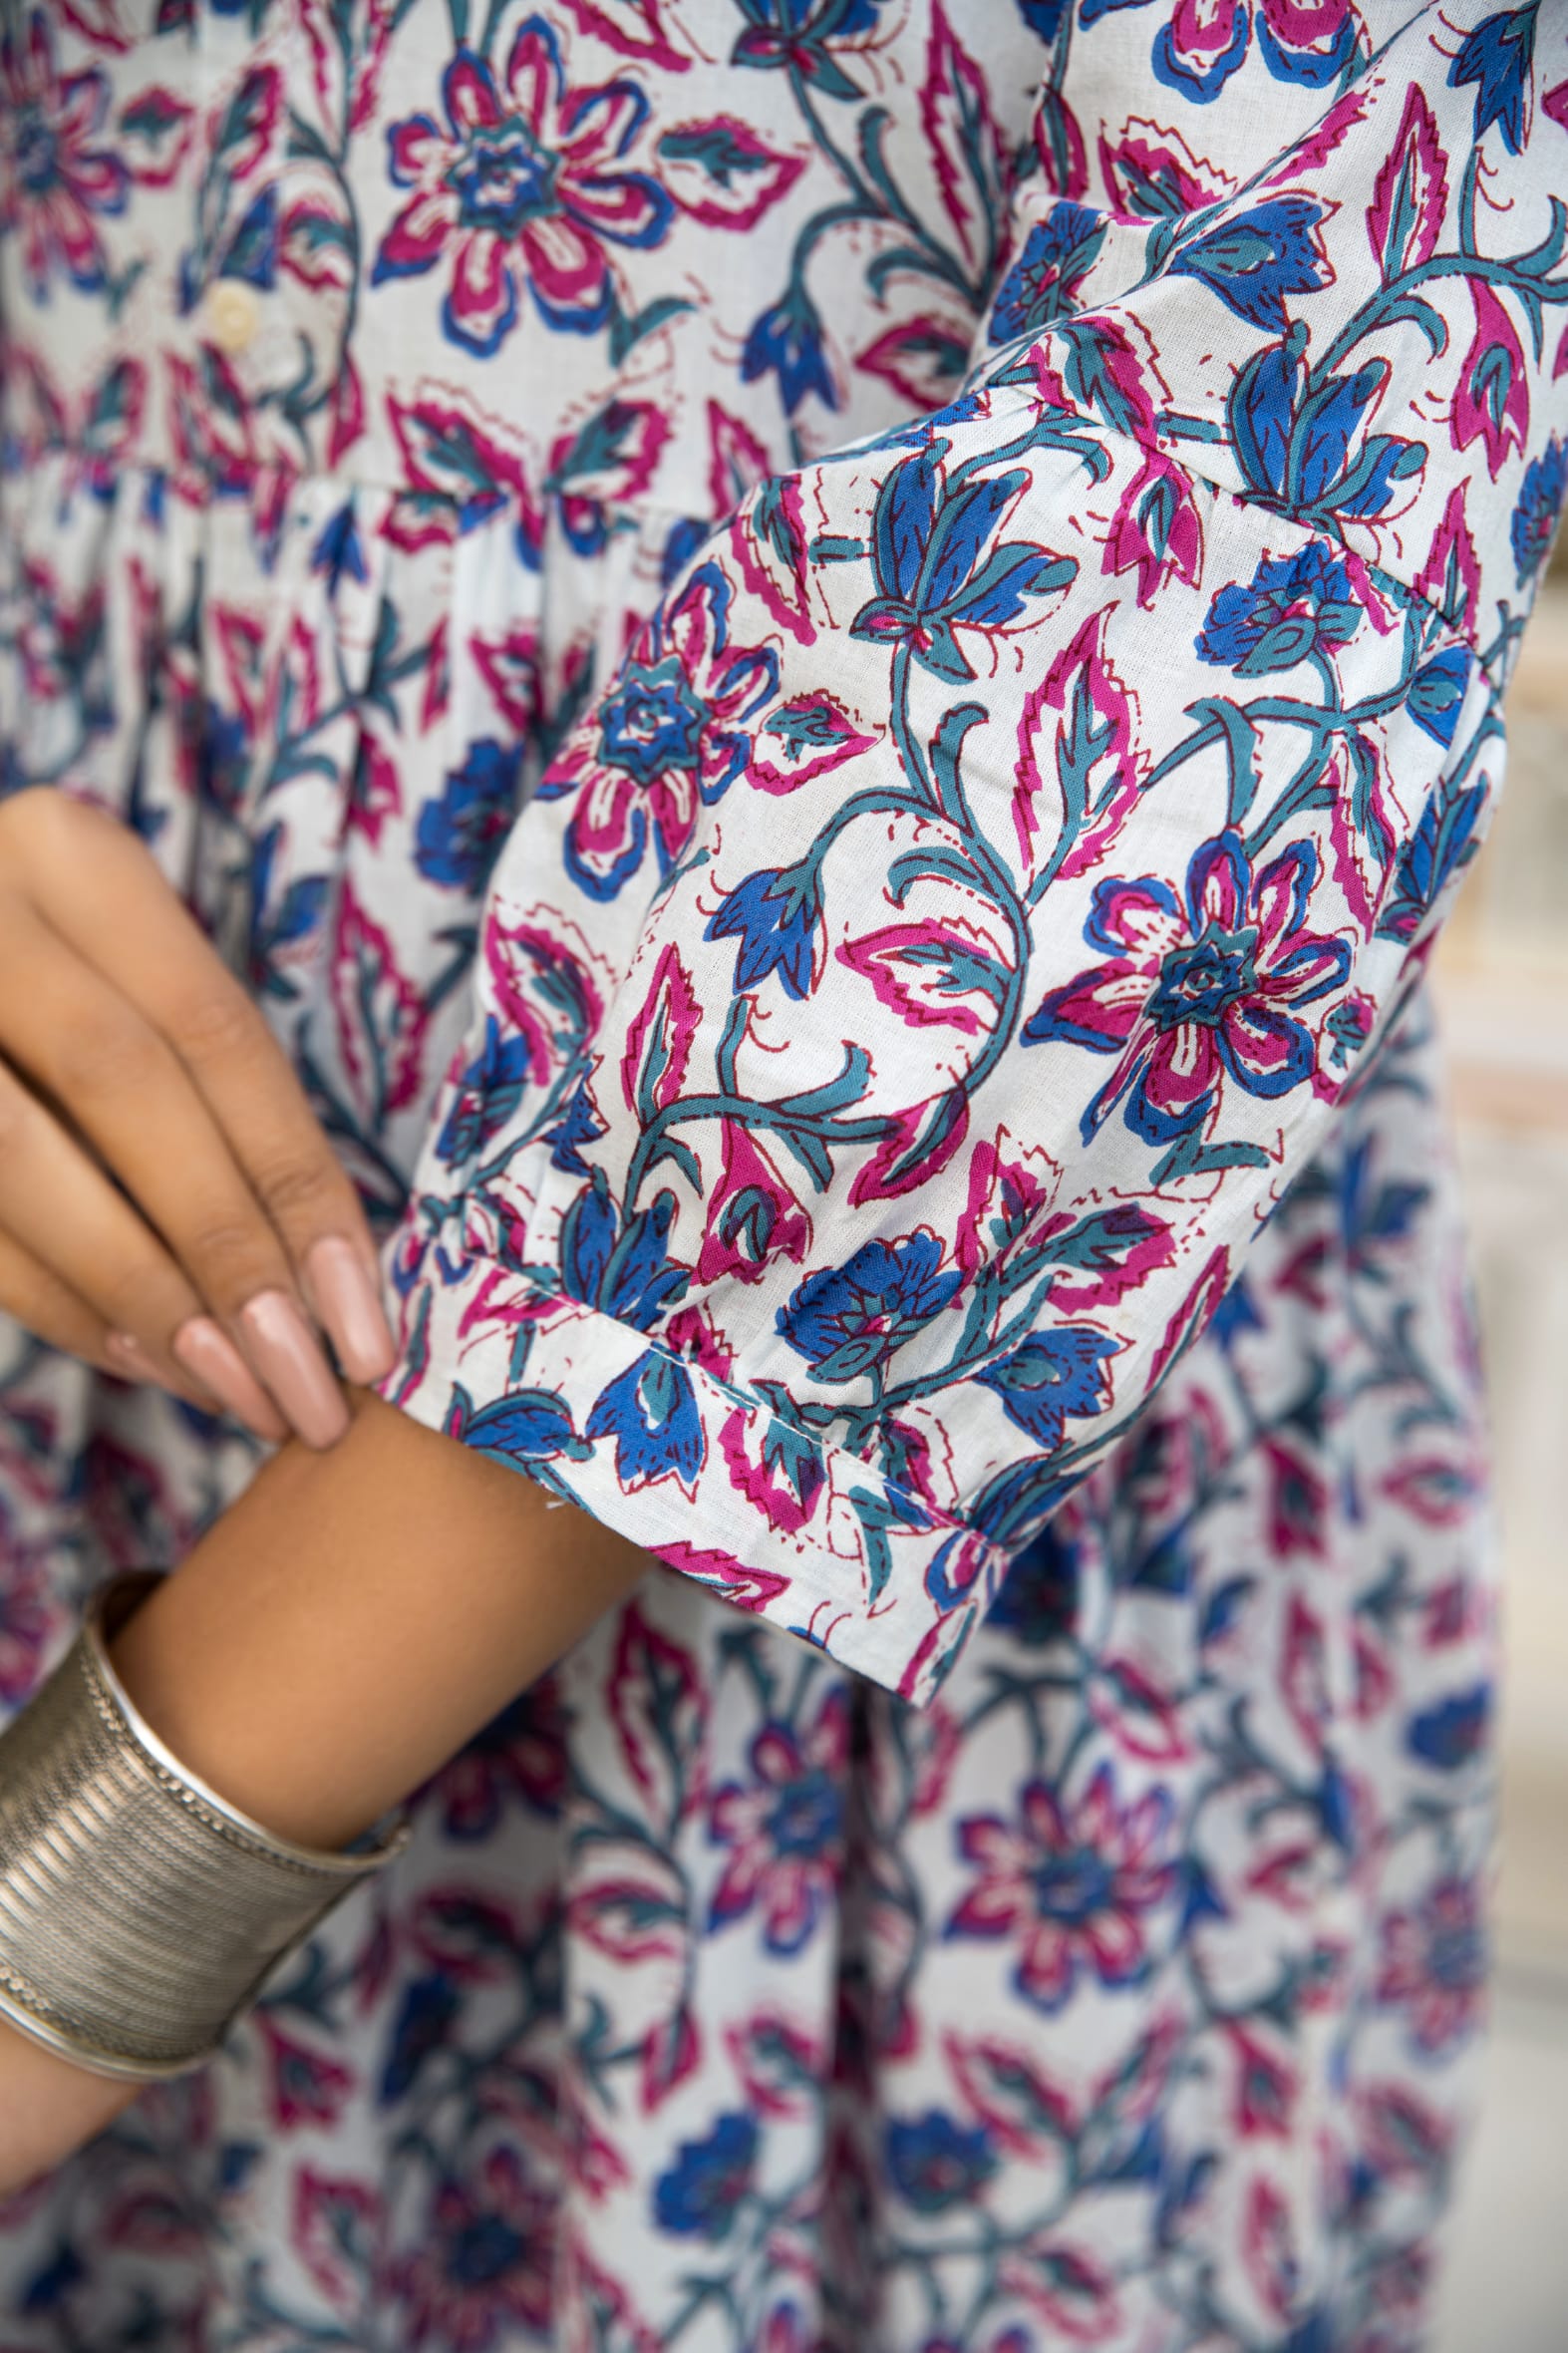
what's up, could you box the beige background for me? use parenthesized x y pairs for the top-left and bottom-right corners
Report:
(1432, 577), (1568, 2350)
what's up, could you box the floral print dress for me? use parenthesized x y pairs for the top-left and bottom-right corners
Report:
(1, 0), (1565, 2346)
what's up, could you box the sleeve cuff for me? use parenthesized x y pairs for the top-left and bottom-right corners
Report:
(377, 1264), (1011, 1706)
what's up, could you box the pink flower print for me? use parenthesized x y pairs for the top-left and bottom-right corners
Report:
(0, 9), (127, 298)
(749, 690), (875, 794)
(1098, 115), (1233, 222)
(838, 907), (1012, 1040)
(0, 1547), (58, 1706)
(1104, 450), (1204, 610)
(546, 398), (671, 553)
(952, 1126), (1061, 1280)
(996, 2236), (1121, 2342)
(388, 382), (543, 553)
(1024, 832), (1353, 1148)
(857, 304), (976, 410)
(1150, 0), (1356, 102)
(374, 18), (671, 354)
(1228, 2022), (1297, 2139)
(1413, 484), (1482, 630)
(725, 2008), (825, 2121)
(391, 2145), (555, 2350)
(717, 1405), (826, 1536)
(695, 1121), (813, 1288)
(655, 115), (806, 232)
(1357, 2082), (1451, 2184)
(1011, 607), (1148, 884)
(943, 2031), (1079, 2158)
(947, 1765), (1174, 2012)
(542, 558), (779, 899)
(1451, 277), (1530, 480)
(11, 556), (105, 724)
(253, 2015), (355, 2132)
(1378, 1875), (1485, 2054)
(434, 1680), (568, 1839)
(292, 2169), (381, 2315)
(708, 1687), (850, 1954)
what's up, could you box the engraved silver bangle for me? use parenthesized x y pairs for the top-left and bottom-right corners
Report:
(0, 1572), (410, 2082)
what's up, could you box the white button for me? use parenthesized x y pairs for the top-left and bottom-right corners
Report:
(205, 280), (260, 356)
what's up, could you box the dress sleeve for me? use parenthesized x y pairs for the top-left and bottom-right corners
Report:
(377, 0), (1568, 1704)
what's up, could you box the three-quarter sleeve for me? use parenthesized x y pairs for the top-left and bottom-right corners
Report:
(378, 0), (1568, 1703)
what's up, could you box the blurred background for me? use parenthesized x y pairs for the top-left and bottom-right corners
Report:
(1432, 554), (1568, 2351)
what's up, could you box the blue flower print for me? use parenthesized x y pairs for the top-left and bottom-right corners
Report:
(1449, 2), (1539, 155)
(1509, 433), (1566, 585)
(780, 1231), (961, 1384)
(0, 13), (129, 300)
(450, 1381), (588, 1464)
(1408, 1685), (1491, 1772)
(742, 286), (836, 413)
(731, 0), (889, 102)
(557, 1172), (689, 1328)
(988, 203), (1105, 342)
(851, 444), (1076, 683)
(390, 2146), (553, 2346)
(380, 1974), (460, 2104)
(1092, 0), (1359, 102)
(654, 2113), (758, 2239)
(1407, 644), (1473, 747)
(1025, 834), (1354, 1146)
(415, 738), (522, 889)
(0, 0), (1540, 2331)
(434, 1014), (535, 1165)
(598, 664), (702, 782)
(705, 862), (823, 998)
(989, 1522), (1076, 1646)
(1379, 1872), (1487, 2056)
(375, 21), (671, 353)
(1169, 196), (1328, 330)
(885, 2112), (998, 2212)
(975, 1328), (1117, 1450)
(585, 1348), (705, 1491)
(1196, 542), (1362, 675)
(1376, 774), (1490, 945)
(547, 562), (778, 900)
(948, 1767), (1175, 2014)
(1231, 327), (1424, 522)
(708, 1690), (848, 1953)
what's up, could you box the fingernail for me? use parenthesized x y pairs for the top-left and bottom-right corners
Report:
(171, 1317), (289, 1446)
(305, 1235), (396, 1384)
(238, 1289), (351, 1450)
(104, 1332), (178, 1389)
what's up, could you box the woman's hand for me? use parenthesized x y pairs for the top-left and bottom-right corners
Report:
(0, 789), (394, 1447)
(0, 1396), (650, 2192)
(0, 2017), (139, 2200)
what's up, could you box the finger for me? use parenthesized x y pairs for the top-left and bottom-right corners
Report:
(18, 802), (395, 1383)
(0, 904), (344, 1447)
(0, 1226), (120, 1372)
(0, 1232), (232, 1411)
(0, 1059), (287, 1444)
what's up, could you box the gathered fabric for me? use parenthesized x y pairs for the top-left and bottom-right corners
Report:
(1, 1), (1560, 2344)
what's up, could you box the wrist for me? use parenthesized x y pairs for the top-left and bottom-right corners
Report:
(0, 2012), (140, 2199)
(108, 1390), (647, 1851)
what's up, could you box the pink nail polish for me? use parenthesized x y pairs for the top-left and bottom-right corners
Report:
(238, 1289), (351, 1450)
(103, 1332), (174, 1389)
(171, 1317), (289, 1446)
(305, 1235), (396, 1384)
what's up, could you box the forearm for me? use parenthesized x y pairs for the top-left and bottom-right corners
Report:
(110, 1390), (650, 1851)
(0, 1394), (645, 2185)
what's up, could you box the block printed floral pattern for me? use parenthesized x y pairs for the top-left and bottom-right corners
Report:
(1, 1), (1565, 2346)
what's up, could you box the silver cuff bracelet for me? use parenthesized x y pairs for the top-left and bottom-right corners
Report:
(0, 1573), (410, 2082)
